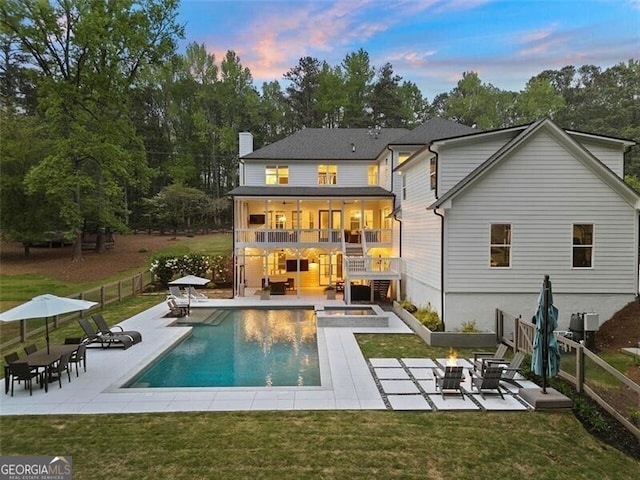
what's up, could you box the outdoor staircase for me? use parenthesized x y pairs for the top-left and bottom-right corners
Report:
(372, 279), (391, 300)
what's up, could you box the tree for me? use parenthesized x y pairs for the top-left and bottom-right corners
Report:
(316, 61), (345, 128)
(341, 49), (374, 127)
(515, 77), (565, 123)
(284, 56), (322, 128)
(370, 63), (406, 127)
(1, 0), (184, 259)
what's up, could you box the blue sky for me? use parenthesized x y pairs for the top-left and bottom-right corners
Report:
(178, 0), (640, 99)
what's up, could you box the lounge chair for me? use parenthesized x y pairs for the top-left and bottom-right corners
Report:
(9, 362), (42, 396)
(485, 351), (526, 387)
(169, 286), (189, 301)
(78, 318), (133, 349)
(92, 314), (142, 344)
(167, 298), (187, 317)
(434, 366), (465, 400)
(187, 286), (208, 301)
(471, 366), (505, 400)
(472, 344), (508, 372)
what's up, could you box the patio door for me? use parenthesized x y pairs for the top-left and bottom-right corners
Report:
(319, 210), (341, 242)
(319, 253), (343, 286)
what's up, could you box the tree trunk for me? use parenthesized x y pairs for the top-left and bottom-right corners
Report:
(71, 233), (84, 262)
(95, 231), (106, 253)
(22, 241), (31, 256)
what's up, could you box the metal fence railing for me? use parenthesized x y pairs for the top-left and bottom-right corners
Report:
(0, 271), (153, 350)
(497, 309), (640, 440)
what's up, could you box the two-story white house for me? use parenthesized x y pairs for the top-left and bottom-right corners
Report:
(395, 118), (639, 330)
(229, 127), (409, 302)
(230, 118), (640, 331)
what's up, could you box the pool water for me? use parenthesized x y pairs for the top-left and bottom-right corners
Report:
(126, 308), (320, 388)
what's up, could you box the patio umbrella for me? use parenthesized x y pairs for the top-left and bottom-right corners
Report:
(169, 275), (211, 312)
(531, 275), (561, 393)
(0, 294), (98, 354)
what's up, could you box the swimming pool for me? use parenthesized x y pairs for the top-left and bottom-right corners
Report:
(126, 308), (320, 388)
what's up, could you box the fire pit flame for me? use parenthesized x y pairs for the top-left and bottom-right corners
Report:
(447, 348), (458, 367)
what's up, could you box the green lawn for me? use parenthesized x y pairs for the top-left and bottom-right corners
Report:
(1, 410), (637, 479)
(1, 240), (639, 477)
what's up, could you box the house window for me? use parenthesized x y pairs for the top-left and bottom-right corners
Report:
(291, 211), (299, 229)
(401, 174), (407, 200)
(268, 210), (286, 229)
(268, 252), (286, 275)
(430, 157), (437, 191)
(266, 165), (288, 185)
(318, 165), (337, 185)
(368, 165), (378, 185)
(398, 152), (410, 165)
(573, 224), (593, 268)
(490, 224), (511, 267)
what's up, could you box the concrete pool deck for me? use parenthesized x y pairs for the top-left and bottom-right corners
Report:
(0, 296), (536, 415)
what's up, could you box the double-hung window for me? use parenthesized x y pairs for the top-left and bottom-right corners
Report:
(318, 165), (337, 185)
(367, 165), (378, 185)
(490, 224), (511, 267)
(572, 224), (593, 268)
(429, 157), (437, 191)
(266, 165), (288, 185)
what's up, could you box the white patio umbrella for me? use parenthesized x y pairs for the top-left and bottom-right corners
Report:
(0, 294), (98, 354)
(169, 275), (211, 312)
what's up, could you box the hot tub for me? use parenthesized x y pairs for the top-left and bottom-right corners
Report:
(315, 305), (388, 327)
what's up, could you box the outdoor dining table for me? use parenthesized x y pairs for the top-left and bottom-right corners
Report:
(4, 344), (78, 394)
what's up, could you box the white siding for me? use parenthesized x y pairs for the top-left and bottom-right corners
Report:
(572, 137), (625, 177)
(444, 292), (637, 333)
(438, 133), (519, 194)
(444, 132), (638, 295)
(400, 157), (442, 311)
(243, 161), (372, 187)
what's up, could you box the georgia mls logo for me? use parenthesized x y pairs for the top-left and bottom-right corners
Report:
(0, 455), (72, 480)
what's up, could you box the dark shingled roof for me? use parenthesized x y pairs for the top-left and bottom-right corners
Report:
(390, 118), (477, 145)
(228, 186), (394, 198)
(242, 128), (409, 160)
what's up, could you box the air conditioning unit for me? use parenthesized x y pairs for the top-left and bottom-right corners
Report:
(584, 313), (600, 331)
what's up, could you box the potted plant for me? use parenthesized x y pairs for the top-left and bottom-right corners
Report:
(324, 284), (336, 300)
(261, 283), (271, 300)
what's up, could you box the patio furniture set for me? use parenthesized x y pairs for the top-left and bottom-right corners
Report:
(434, 346), (526, 400)
(3, 314), (142, 396)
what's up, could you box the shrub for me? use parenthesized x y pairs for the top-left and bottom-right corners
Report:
(210, 255), (232, 286)
(399, 298), (417, 313)
(457, 320), (482, 333)
(414, 305), (442, 331)
(180, 253), (210, 277)
(150, 254), (180, 286)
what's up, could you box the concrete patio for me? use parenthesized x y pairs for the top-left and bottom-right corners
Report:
(0, 295), (539, 415)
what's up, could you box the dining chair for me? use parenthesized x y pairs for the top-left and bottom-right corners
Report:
(23, 344), (37, 355)
(9, 361), (41, 396)
(69, 344), (87, 377)
(4, 352), (19, 365)
(50, 353), (72, 388)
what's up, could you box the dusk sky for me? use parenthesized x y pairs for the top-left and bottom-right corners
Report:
(178, 0), (639, 99)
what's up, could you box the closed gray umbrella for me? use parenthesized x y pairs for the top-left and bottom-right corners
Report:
(531, 275), (561, 393)
(0, 294), (97, 353)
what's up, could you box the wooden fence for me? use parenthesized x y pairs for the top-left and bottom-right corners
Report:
(0, 271), (153, 350)
(497, 309), (640, 440)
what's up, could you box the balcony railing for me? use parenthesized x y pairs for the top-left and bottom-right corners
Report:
(236, 228), (392, 247)
(344, 256), (401, 278)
